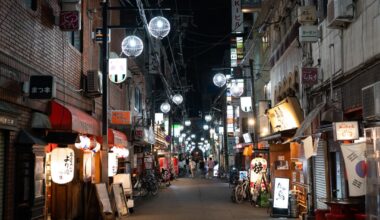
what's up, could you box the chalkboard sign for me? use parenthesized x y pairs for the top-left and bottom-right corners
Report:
(111, 183), (128, 217)
(95, 183), (113, 215)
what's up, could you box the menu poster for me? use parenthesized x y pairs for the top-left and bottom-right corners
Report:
(111, 183), (129, 217)
(271, 178), (290, 217)
(95, 183), (113, 215)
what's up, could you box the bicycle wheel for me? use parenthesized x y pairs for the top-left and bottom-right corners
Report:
(150, 183), (159, 196)
(235, 185), (244, 204)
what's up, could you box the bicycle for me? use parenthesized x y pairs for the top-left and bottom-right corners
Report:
(234, 177), (251, 204)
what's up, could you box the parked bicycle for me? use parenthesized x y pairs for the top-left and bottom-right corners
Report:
(234, 177), (251, 204)
(141, 173), (159, 196)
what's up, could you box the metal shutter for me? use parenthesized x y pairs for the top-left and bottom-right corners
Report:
(0, 132), (4, 218)
(313, 139), (328, 209)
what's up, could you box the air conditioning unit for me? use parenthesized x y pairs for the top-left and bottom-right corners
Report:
(327, 0), (354, 29)
(362, 81), (380, 120)
(85, 70), (102, 97)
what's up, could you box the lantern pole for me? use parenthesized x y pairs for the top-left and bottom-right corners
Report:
(101, 0), (109, 184)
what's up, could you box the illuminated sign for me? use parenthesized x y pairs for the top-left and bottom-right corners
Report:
(273, 178), (290, 209)
(109, 58), (127, 83)
(333, 121), (359, 141)
(267, 97), (304, 132)
(232, 0), (244, 33)
(111, 111), (131, 125)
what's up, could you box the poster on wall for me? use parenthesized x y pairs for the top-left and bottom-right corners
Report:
(340, 142), (366, 196)
(271, 178), (290, 217)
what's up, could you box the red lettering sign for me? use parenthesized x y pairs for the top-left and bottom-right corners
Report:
(302, 67), (318, 85)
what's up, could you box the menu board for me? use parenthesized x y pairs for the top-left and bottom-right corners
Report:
(111, 183), (128, 216)
(271, 178), (290, 217)
(95, 183), (113, 214)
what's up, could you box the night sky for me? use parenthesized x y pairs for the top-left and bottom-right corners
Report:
(162, 0), (231, 118)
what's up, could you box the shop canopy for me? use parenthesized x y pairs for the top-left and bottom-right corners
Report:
(49, 100), (100, 136)
(108, 128), (128, 147)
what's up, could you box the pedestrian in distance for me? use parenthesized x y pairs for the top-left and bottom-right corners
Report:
(207, 157), (214, 179)
(199, 159), (205, 178)
(189, 160), (197, 178)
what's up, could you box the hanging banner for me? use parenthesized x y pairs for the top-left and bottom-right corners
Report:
(231, 0), (244, 33)
(340, 142), (366, 196)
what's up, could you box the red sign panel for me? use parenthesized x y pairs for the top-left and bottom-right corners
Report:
(302, 67), (318, 85)
(59, 11), (80, 31)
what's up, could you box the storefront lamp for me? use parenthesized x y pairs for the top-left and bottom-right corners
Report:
(205, 114), (212, 122)
(203, 124), (209, 130)
(148, 16), (171, 39)
(121, 35), (144, 57)
(172, 94), (183, 105)
(160, 101), (171, 113)
(213, 73), (227, 87)
(51, 147), (75, 184)
(185, 120), (191, 126)
(248, 118), (255, 126)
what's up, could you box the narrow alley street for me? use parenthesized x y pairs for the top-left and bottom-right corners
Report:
(128, 177), (274, 220)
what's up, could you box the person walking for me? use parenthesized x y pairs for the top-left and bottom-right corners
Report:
(207, 157), (214, 179)
(189, 160), (197, 178)
(199, 159), (205, 178)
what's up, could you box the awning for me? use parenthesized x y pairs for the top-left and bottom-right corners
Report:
(258, 128), (297, 143)
(16, 129), (47, 145)
(108, 128), (128, 147)
(49, 100), (100, 136)
(31, 112), (51, 129)
(290, 102), (326, 142)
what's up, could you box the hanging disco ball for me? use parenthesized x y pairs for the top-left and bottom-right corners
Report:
(230, 82), (244, 97)
(205, 114), (212, 122)
(172, 94), (183, 105)
(121, 35), (144, 57)
(160, 101), (171, 113)
(185, 120), (191, 126)
(148, 16), (171, 39)
(203, 124), (209, 130)
(213, 73), (227, 87)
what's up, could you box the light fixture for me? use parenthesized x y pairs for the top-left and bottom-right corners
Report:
(185, 120), (191, 126)
(240, 96), (252, 112)
(230, 80), (244, 97)
(172, 94), (183, 105)
(248, 118), (255, 126)
(203, 124), (209, 130)
(205, 114), (212, 122)
(148, 16), (171, 39)
(191, 134), (196, 139)
(160, 101), (171, 113)
(213, 73), (227, 87)
(51, 147), (75, 184)
(121, 35), (144, 57)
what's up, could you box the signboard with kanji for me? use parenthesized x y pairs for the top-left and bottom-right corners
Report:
(29, 75), (56, 99)
(111, 111), (131, 125)
(302, 67), (318, 85)
(59, 11), (81, 31)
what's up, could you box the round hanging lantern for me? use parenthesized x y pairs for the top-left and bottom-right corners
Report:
(148, 16), (171, 39)
(230, 82), (244, 97)
(185, 120), (191, 126)
(51, 148), (75, 184)
(172, 94), (183, 105)
(205, 114), (212, 122)
(160, 101), (171, 113)
(213, 73), (227, 87)
(203, 124), (209, 130)
(121, 35), (144, 57)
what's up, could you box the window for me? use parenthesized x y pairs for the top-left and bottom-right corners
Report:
(23, 0), (37, 10)
(66, 31), (82, 52)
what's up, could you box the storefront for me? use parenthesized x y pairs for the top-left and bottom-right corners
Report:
(46, 100), (101, 219)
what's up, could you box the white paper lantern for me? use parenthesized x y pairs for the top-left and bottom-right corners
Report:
(172, 94), (183, 105)
(51, 148), (75, 184)
(160, 101), (171, 113)
(203, 124), (209, 130)
(148, 16), (171, 39)
(230, 81), (244, 97)
(108, 152), (118, 177)
(205, 114), (212, 122)
(185, 120), (191, 126)
(121, 35), (144, 57)
(213, 73), (227, 87)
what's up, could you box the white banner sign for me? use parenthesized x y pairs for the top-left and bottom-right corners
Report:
(340, 142), (366, 196)
(231, 0), (244, 33)
(333, 121), (359, 141)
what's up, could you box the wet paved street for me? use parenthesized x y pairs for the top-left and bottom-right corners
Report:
(127, 177), (275, 220)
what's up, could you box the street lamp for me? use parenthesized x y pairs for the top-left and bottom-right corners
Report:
(148, 16), (171, 39)
(185, 120), (191, 126)
(205, 114), (212, 122)
(213, 73), (227, 87)
(160, 101), (171, 113)
(203, 124), (209, 130)
(172, 94), (183, 105)
(121, 35), (144, 57)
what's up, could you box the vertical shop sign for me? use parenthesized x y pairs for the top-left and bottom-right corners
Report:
(302, 67), (318, 85)
(232, 0), (244, 33)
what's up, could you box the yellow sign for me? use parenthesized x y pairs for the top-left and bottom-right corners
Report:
(267, 97), (304, 132)
(111, 111), (131, 125)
